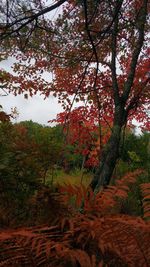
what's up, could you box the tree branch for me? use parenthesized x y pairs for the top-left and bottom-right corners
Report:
(124, 76), (150, 119)
(122, 0), (148, 103)
(111, 1), (123, 106)
(0, 0), (67, 39)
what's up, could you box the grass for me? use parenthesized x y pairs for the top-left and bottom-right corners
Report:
(45, 168), (92, 187)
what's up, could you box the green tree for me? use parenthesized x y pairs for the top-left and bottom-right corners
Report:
(121, 131), (150, 172)
(18, 121), (64, 183)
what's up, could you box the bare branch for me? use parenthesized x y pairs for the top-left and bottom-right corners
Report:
(0, 0), (67, 39)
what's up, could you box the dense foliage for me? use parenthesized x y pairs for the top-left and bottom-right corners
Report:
(0, 108), (149, 266)
(0, 0), (149, 189)
(0, 0), (150, 265)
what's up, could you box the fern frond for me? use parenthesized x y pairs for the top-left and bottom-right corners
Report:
(0, 170), (149, 267)
(0, 238), (34, 267)
(70, 214), (150, 267)
(58, 170), (143, 217)
(141, 183), (150, 220)
(0, 215), (150, 267)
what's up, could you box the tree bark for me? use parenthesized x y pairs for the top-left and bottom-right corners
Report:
(90, 106), (125, 191)
(90, 0), (148, 192)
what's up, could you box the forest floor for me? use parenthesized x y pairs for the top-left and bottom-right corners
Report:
(46, 168), (92, 187)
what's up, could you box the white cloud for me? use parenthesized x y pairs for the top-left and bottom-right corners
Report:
(0, 55), (64, 125)
(0, 92), (63, 125)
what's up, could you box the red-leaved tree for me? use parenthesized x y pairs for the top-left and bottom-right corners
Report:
(0, 0), (149, 191)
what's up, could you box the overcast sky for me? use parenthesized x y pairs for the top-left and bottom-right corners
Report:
(0, 57), (64, 125)
(1, 92), (64, 125)
(0, 0), (68, 126)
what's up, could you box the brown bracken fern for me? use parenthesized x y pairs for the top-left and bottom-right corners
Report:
(0, 170), (150, 267)
(141, 183), (150, 221)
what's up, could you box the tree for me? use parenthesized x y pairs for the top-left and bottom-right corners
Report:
(51, 106), (111, 171)
(0, 0), (149, 191)
(17, 121), (64, 183)
(121, 130), (150, 172)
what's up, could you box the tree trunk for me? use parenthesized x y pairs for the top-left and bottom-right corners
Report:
(89, 0), (148, 192)
(90, 124), (121, 191)
(90, 106), (125, 192)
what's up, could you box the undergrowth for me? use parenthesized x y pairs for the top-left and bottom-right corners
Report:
(0, 169), (150, 267)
